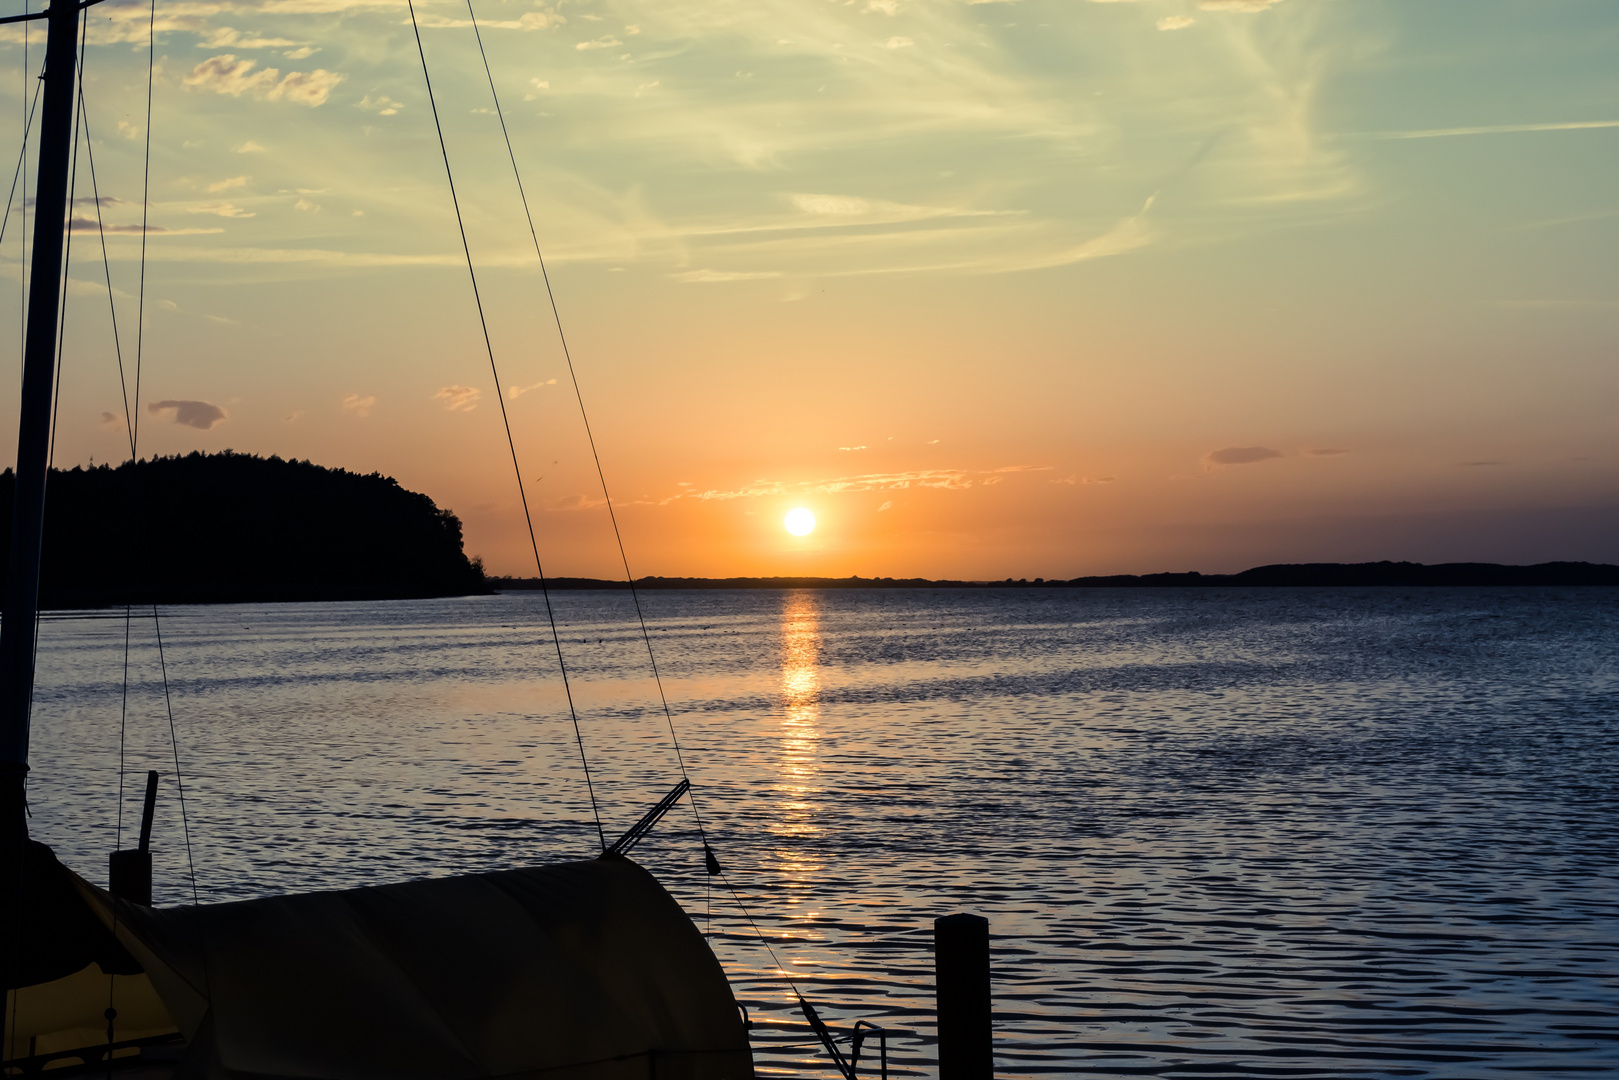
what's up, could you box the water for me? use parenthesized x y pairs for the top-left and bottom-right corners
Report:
(24, 587), (1619, 1078)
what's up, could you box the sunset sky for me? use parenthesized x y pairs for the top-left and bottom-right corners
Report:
(2, 0), (1616, 578)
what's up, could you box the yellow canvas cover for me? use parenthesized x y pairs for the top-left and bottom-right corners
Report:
(77, 854), (753, 1080)
(3, 962), (178, 1069)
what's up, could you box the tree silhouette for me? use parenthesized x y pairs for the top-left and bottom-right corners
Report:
(0, 452), (488, 607)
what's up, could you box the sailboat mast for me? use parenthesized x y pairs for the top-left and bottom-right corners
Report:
(0, 0), (84, 837)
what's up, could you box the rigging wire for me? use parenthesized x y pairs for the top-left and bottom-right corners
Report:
(0, 71), (41, 254)
(72, 65), (132, 863)
(462, 0), (711, 843)
(457, 4), (825, 1029)
(81, 0), (200, 907)
(404, 0), (606, 851)
(116, 0), (158, 855)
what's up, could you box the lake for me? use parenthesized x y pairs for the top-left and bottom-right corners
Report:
(25, 587), (1619, 1078)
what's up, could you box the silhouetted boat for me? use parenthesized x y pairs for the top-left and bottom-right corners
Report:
(0, 2), (753, 1076)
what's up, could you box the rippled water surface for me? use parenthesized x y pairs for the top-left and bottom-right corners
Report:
(25, 587), (1619, 1078)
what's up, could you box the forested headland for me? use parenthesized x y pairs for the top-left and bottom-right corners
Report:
(492, 561), (1619, 591)
(0, 452), (488, 607)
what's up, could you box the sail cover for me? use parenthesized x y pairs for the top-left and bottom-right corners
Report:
(78, 854), (753, 1080)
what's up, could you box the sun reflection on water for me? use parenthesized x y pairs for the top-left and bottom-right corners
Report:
(772, 591), (824, 894)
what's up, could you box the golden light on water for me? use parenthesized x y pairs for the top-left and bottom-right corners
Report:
(784, 508), (816, 536)
(772, 590), (824, 893)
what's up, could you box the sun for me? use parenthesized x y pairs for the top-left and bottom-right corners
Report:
(784, 508), (816, 536)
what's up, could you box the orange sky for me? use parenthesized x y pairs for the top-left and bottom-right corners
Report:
(5, 0), (1617, 577)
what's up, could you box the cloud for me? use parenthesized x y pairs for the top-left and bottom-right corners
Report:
(435, 385), (481, 411)
(878, 500), (893, 511)
(235, 140), (266, 153)
(341, 393), (375, 417)
(283, 46), (318, 60)
(68, 217), (224, 235)
(670, 269), (784, 283)
(208, 175), (249, 192)
(506, 378), (557, 398)
(549, 493), (607, 511)
(1305, 447), (1349, 456)
(1199, 0), (1290, 10)
(838, 445), (868, 451)
(100, 411), (123, 427)
(1367, 120), (1619, 141)
(358, 94), (403, 116)
(199, 27), (307, 49)
(576, 36), (621, 50)
(148, 399), (227, 430)
(185, 55), (345, 107)
(1206, 446), (1283, 466)
(275, 69), (346, 107)
(1158, 16), (1195, 30)
(668, 464), (1050, 503)
(189, 202), (255, 218)
(411, 7), (564, 30)
(885, 36), (913, 49)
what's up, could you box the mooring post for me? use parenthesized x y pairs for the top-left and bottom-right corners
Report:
(109, 771), (159, 904)
(935, 913), (992, 1080)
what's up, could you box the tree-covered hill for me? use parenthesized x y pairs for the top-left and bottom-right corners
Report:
(0, 452), (488, 607)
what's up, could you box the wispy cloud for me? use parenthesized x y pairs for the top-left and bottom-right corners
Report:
(412, 7), (564, 30)
(670, 269), (783, 283)
(199, 27), (307, 49)
(1365, 120), (1619, 141)
(358, 94), (403, 116)
(507, 378), (557, 398)
(68, 217), (225, 236)
(668, 465), (1050, 503)
(188, 202), (255, 218)
(1200, 0), (1291, 10)
(185, 55), (345, 107)
(434, 385), (480, 411)
(1206, 446), (1282, 466)
(341, 393), (375, 417)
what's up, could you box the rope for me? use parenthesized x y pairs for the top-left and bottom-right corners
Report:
(132, 0), (153, 457)
(117, 0), (157, 855)
(77, 94), (128, 452)
(462, 0), (709, 840)
(404, 0), (605, 851)
(95, 0), (201, 908)
(455, 7), (827, 1033)
(0, 72), (40, 253)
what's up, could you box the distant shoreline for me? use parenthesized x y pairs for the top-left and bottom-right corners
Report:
(491, 561), (1619, 591)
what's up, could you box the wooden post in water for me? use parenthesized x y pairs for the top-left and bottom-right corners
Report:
(935, 913), (992, 1080)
